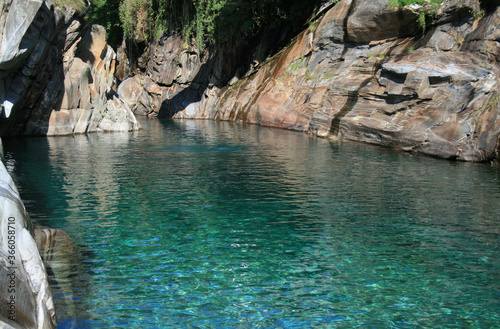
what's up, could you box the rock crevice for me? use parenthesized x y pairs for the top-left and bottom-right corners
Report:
(0, 0), (140, 137)
(118, 0), (500, 162)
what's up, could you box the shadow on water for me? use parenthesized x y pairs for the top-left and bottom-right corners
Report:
(3, 138), (55, 227)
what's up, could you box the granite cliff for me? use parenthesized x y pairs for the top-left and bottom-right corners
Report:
(0, 147), (56, 328)
(0, 0), (139, 136)
(0, 0), (139, 327)
(120, 0), (500, 162)
(0, 0), (499, 326)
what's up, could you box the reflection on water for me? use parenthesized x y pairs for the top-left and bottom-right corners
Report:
(4, 118), (500, 328)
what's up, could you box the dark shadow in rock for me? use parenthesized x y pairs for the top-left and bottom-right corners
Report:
(0, 3), (77, 137)
(155, 1), (324, 118)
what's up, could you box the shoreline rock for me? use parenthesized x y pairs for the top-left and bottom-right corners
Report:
(118, 0), (500, 162)
(0, 139), (56, 329)
(0, 0), (140, 137)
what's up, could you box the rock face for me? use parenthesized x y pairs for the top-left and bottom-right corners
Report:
(0, 0), (140, 137)
(121, 0), (500, 162)
(0, 1), (143, 327)
(0, 143), (56, 328)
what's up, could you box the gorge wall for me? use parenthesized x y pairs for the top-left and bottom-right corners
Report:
(0, 147), (56, 328)
(0, 0), (140, 327)
(120, 0), (500, 162)
(0, 0), (139, 137)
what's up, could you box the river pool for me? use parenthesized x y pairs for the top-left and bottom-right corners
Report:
(4, 118), (500, 328)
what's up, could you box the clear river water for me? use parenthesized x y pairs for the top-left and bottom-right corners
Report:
(4, 118), (500, 328)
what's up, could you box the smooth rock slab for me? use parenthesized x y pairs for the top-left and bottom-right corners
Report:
(0, 0), (45, 69)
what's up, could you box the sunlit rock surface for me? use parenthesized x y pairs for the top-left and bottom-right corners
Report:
(120, 0), (500, 161)
(0, 141), (56, 329)
(0, 0), (140, 136)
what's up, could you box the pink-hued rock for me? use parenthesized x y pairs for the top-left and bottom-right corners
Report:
(122, 0), (499, 162)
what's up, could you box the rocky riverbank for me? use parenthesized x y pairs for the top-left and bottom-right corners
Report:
(0, 144), (56, 328)
(0, 0), (499, 326)
(119, 0), (500, 162)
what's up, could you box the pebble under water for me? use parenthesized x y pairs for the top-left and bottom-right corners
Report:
(4, 118), (500, 328)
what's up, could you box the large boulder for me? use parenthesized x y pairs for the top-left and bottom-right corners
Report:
(346, 0), (419, 43)
(340, 51), (500, 161)
(0, 0), (46, 70)
(0, 0), (52, 121)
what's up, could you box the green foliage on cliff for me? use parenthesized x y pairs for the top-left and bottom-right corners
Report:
(86, 0), (122, 48)
(119, 0), (151, 42)
(52, 0), (88, 13)
(116, 0), (324, 52)
(388, 0), (443, 5)
(388, 0), (444, 32)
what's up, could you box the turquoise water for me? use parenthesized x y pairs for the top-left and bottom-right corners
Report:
(4, 118), (500, 328)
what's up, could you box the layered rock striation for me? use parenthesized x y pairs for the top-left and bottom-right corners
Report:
(121, 0), (500, 162)
(0, 0), (139, 137)
(0, 1), (143, 327)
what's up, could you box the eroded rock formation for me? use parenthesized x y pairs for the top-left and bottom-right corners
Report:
(121, 0), (500, 162)
(0, 0), (139, 137)
(0, 1), (143, 327)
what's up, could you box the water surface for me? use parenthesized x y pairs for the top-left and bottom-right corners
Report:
(4, 118), (500, 328)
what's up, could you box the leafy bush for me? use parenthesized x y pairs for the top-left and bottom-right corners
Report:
(52, 0), (88, 13)
(86, 0), (122, 48)
(116, 0), (325, 51)
(388, 0), (444, 32)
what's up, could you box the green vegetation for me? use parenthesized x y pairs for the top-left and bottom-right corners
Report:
(1, 2), (10, 12)
(52, 0), (88, 14)
(285, 56), (306, 74)
(86, 0), (122, 48)
(487, 93), (499, 112)
(367, 53), (386, 60)
(119, 0), (151, 42)
(474, 9), (485, 19)
(309, 21), (318, 33)
(388, 0), (444, 33)
(305, 68), (315, 81)
(388, 0), (443, 6)
(88, 0), (325, 52)
(322, 72), (334, 79)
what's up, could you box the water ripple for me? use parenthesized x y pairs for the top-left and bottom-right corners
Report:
(4, 118), (500, 328)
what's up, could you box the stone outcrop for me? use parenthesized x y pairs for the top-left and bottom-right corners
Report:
(0, 141), (56, 328)
(0, 1), (143, 327)
(0, 0), (140, 137)
(120, 0), (500, 162)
